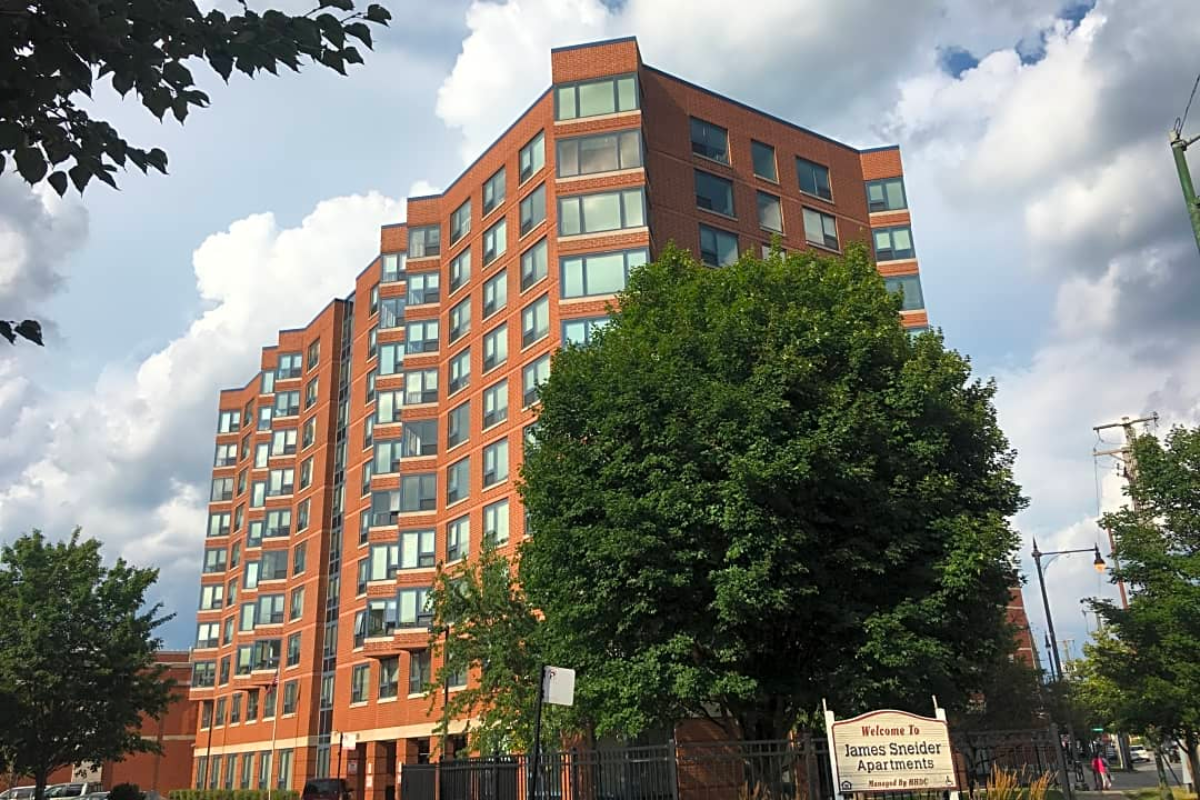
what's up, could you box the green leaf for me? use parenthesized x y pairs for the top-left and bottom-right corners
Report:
(344, 22), (372, 48)
(322, 0), (355, 10)
(146, 148), (168, 174)
(316, 13), (346, 48)
(0, 121), (23, 150)
(365, 4), (392, 23)
(14, 319), (43, 345)
(0, 321), (14, 345)
(14, 146), (47, 183)
(69, 163), (93, 192)
(47, 170), (68, 196)
(209, 52), (234, 81)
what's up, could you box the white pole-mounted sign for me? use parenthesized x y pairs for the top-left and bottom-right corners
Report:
(825, 702), (959, 796)
(542, 666), (576, 706)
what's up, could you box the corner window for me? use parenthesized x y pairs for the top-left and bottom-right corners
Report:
(519, 184), (546, 237)
(866, 177), (907, 212)
(405, 320), (440, 354)
(563, 316), (610, 346)
(695, 171), (734, 216)
(449, 248), (471, 294)
(404, 369), (439, 405)
(208, 511), (232, 537)
(483, 269), (508, 318)
(408, 226), (441, 259)
(483, 380), (508, 428)
(398, 587), (432, 629)
(796, 158), (832, 201)
(521, 295), (550, 347)
(555, 74), (638, 121)
(559, 188), (646, 236)
(447, 457), (469, 505)
(402, 419), (437, 458)
(217, 410), (241, 434)
(370, 543), (400, 581)
(483, 167), (506, 215)
(450, 200), (471, 245)
(449, 297), (471, 344)
(260, 371), (275, 395)
(690, 117), (729, 164)
(802, 208), (839, 250)
(884, 274), (925, 311)
(380, 297), (405, 330)
(400, 529), (436, 569)
(370, 489), (400, 527)
(407, 271), (440, 305)
(400, 474), (436, 512)
(757, 192), (783, 233)
(561, 248), (647, 299)
(873, 226), (915, 261)
(483, 324), (508, 372)
(557, 129), (642, 178)
(275, 353), (302, 381)
(381, 253), (405, 283)
(751, 140), (777, 181)
(520, 238), (548, 291)
(448, 348), (471, 395)
(519, 132), (545, 184)
(483, 220), (507, 266)
(699, 225), (738, 267)
(375, 440), (402, 474)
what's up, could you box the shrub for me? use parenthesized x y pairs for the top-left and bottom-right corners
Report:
(109, 784), (143, 800)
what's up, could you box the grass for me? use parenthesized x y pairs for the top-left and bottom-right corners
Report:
(1122, 789), (1197, 800)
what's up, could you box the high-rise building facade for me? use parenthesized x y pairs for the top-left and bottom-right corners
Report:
(189, 36), (941, 798)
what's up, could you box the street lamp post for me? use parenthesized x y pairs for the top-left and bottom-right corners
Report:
(1030, 539), (1106, 683)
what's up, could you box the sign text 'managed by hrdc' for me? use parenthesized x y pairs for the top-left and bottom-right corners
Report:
(829, 710), (957, 793)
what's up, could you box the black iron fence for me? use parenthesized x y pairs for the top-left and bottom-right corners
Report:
(398, 728), (1069, 800)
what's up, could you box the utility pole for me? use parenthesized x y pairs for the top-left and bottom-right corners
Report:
(1093, 413), (1158, 609)
(1169, 129), (1200, 256)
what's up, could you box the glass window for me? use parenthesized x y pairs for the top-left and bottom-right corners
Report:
(381, 252), (405, 283)
(282, 680), (298, 716)
(483, 380), (508, 428)
(301, 419), (315, 451)
(448, 401), (470, 449)
(483, 220), (507, 266)
(276, 353), (302, 380)
(695, 171), (735, 216)
(369, 284), (380, 316)
(203, 548), (227, 574)
(260, 550), (288, 580)
(483, 167), (506, 215)
(374, 440), (403, 475)
(448, 348), (471, 395)
(267, 468), (294, 497)
(215, 443), (237, 467)
(305, 377), (318, 409)
(699, 225), (738, 267)
(447, 515), (469, 562)
(757, 192), (783, 232)
(261, 370), (275, 395)
(557, 129), (642, 178)
(217, 410), (241, 434)
(370, 543), (400, 581)
(484, 499), (509, 545)
(193, 661), (216, 688)
(449, 297), (471, 343)
(400, 529), (436, 569)
(398, 587), (432, 628)
(519, 131), (545, 184)
(405, 320), (440, 354)
(270, 429), (297, 456)
(562, 248), (647, 298)
(884, 274), (925, 311)
(196, 621), (221, 648)
(273, 391), (299, 417)
(351, 664), (370, 703)
(256, 594), (285, 626)
(306, 339), (320, 370)
(521, 295), (550, 347)
(380, 297), (405, 330)
(690, 117), (729, 163)
(520, 238), (548, 291)
(293, 540), (306, 573)
(482, 439), (509, 488)
(447, 457), (469, 505)
(400, 474), (437, 512)
(408, 226), (441, 258)
(555, 74), (638, 120)
(211, 477), (234, 502)
(404, 369), (439, 405)
(370, 489), (400, 527)
(296, 499), (310, 532)
(751, 140), (777, 181)
(237, 643), (253, 672)
(449, 248), (471, 294)
(300, 457), (313, 489)
(558, 188), (645, 236)
(873, 226), (915, 261)
(379, 656), (400, 699)
(258, 406), (272, 430)
(522, 354), (550, 407)
(866, 177), (907, 212)
(407, 271), (440, 305)
(402, 419), (437, 457)
(450, 200), (471, 245)
(519, 184), (546, 236)
(287, 632), (302, 667)
(483, 270), (507, 318)
(208, 512), (231, 537)
(563, 316), (610, 346)
(483, 324), (508, 372)
(408, 649), (431, 695)
(803, 208), (839, 250)
(796, 158), (832, 200)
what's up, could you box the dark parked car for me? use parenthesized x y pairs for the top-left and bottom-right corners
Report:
(302, 779), (351, 800)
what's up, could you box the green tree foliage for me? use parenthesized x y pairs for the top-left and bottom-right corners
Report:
(0, 0), (391, 195)
(1087, 426), (1200, 788)
(108, 784), (143, 800)
(516, 244), (1024, 741)
(0, 530), (174, 800)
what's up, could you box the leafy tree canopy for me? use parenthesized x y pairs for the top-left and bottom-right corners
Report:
(0, 530), (173, 800)
(508, 243), (1025, 742)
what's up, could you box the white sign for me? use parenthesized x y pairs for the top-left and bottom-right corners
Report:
(342, 732), (358, 749)
(828, 710), (957, 794)
(542, 666), (575, 706)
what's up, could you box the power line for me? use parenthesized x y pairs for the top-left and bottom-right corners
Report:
(1174, 69), (1200, 137)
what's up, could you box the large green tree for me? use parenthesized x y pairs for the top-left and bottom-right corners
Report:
(516, 244), (1024, 741)
(1087, 426), (1200, 789)
(0, 530), (173, 800)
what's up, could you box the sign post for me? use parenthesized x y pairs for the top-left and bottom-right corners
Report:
(527, 667), (575, 800)
(826, 703), (958, 798)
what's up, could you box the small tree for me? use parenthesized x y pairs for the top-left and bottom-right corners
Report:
(0, 530), (173, 800)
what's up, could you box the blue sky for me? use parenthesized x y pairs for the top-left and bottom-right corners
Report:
(0, 0), (1197, 666)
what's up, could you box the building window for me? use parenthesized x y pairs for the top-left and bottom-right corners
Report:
(520, 238), (548, 291)
(258, 406), (273, 431)
(563, 316), (610, 346)
(483, 167), (506, 215)
(398, 587), (432, 628)
(449, 248), (471, 294)
(300, 457), (313, 489)
(519, 184), (546, 237)
(561, 248), (647, 298)
(261, 551), (288, 581)
(866, 177), (906, 212)
(210, 756), (222, 788)
(217, 410), (241, 434)
(519, 131), (545, 184)
(356, 558), (369, 594)
(215, 443), (237, 467)
(276, 353), (302, 380)
(271, 429), (297, 457)
(208, 512), (231, 538)
(484, 499), (509, 545)
(274, 391), (300, 417)
(296, 499), (310, 532)
(374, 440), (403, 475)
(522, 355), (550, 407)
(757, 191), (783, 233)
(796, 158), (832, 201)
(368, 326), (379, 360)
(690, 117), (729, 163)
(196, 622), (221, 649)
(366, 597), (397, 636)
(521, 295), (550, 347)
(293, 541), (306, 573)
(289, 587), (305, 625)
(407, 271), (440, 305)
(447, 401), (470, 449)
(695, 170), (735, 216)
(408, 649), (432, 695)
(351, 663), (370, 702)
(446, 457), (469, 505)
(379, 656), (400, 699)
(404, 368), (439, 405)
(483, 220), (507, 266)
(258, 751), (272, 788)
(483, 380), (508, 428)
(370, 543), (400, 581)
(229, 695), (240, 725)
(267, 468), (294, 497)
(557, 129), (642, 178)
(401, 473), (437, 512)
(307, 340), (320, 370)
(751, 140), (777, 181)
(556, 74), (638, 121)
(558, 188), (645, 236)
(802, 208), (839, 250)
(301, 420), (315, 451)
(448, 347), (471, 395)
(482, 439), (509, 488)
(203, 549), (227, 574)
(366, 369), (377, 404)
(375, 389), (401, 424)
(884, 274), (925, 311)
(447, 515), (469, 562)
(287, 632), (302, 666)
(408, 225), (441, 259)
(699, 225), (738, 267)
(400, 529), (436, 569)
(380, 297), (405, 330)
(405, 320), (440, 355)
(250, 481), (266, 508)
(381, 252), (405, 283)
(450, 200), (471, 245)
(483, 325), (508, 372)
(448, 298), (471, 344)
(369, 284), (380, 316)
(243, 560), (260, 589)
(402, 419), (437, 458)
(483, 270), (507, 318)
(873, 226), (915, 261)
(196, 756), (209, 789)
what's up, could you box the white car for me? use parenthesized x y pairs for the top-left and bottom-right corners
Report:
(1129, 745), (1152, 763)
(0, 788), (36, 800)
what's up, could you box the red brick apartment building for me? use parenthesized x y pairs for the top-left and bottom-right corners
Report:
(190, 36), (1014, 798)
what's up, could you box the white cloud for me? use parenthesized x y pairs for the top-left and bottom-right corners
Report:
(0, 175), (88, 318)
(0, 191), (401, 641)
